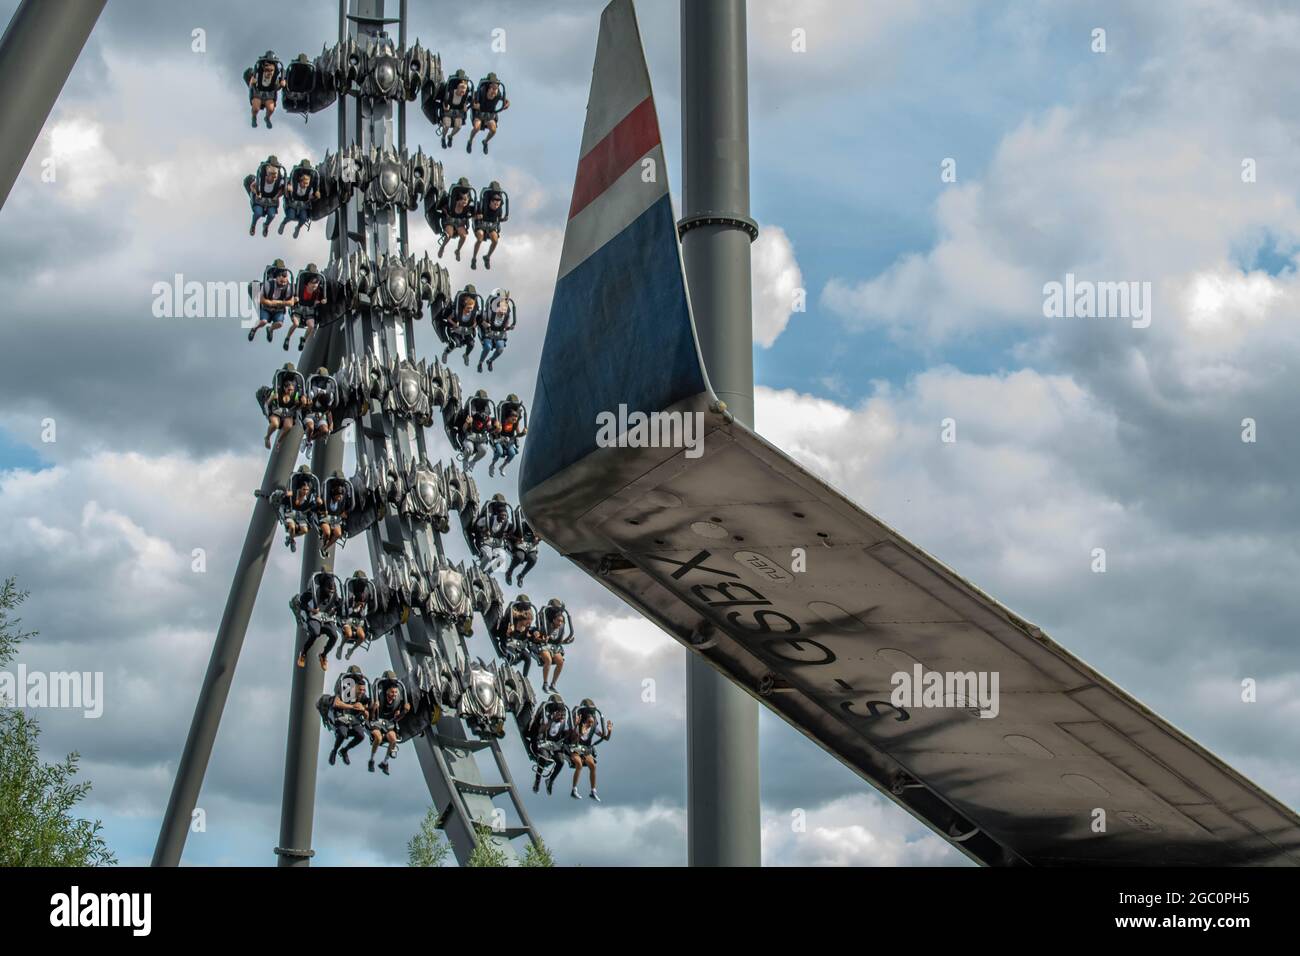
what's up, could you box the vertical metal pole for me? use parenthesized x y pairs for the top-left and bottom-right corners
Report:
(0, 0), (105, 210)
(274, 327), (346, 866)
(336, 0), (348, 265)
(153, 332), (330, 866)
(274, 0), (372, 868)
(679, 0), (761, 867)
(397, 0), (410, 255)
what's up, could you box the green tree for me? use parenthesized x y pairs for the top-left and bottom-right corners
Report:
(0, 577), (115, 867)
(465, 821), (510, 867)
(407, 807), (453, 867)
(520, 838), (556, 867)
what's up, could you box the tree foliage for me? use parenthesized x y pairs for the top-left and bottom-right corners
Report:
(466, 821), (511, 867)
(0, 577), (116, 867)
(520, 838), (556, 867)
(407, 806), (453, 867)
(410, 814), (558, 867)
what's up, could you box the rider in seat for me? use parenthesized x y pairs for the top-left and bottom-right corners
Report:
(528, 693), (570, 795)
(249, 258), (295, 343)
(261, 363), (306, 449)
(280, 160), (320, 238)
(339, 570), (375, 659)
(457, 390), (496, 474)
(327, 665), (371, 766)
(369, 671), (411, 775)
(245, 155), (286, 236)
(467, 72), (509, 156)
(471, 493), (512, 574)
(536, 598), (573, 693)
(568, 699), (613, 802)
(282, 465), (319, 550)
(489, 394), (526, 477)
(437, 68), (472, 149)
(477, 288), (514, 373)
(245, 51), (285, 129)
(504, 505), (539, 587)
(440, 284), (481, 366)
(294, 571), (342, 672)
(319, 471), (352, 555)
(470, 182), (507, 271)
(284, 263), (326, 352)
(436, 178), (475, 262)
(302, 368), (336, 445)
(501, 594), (539, 674)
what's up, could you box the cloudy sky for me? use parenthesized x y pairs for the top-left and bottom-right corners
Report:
(2, 0), (1298, 867)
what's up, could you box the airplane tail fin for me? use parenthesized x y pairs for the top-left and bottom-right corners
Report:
(519, 0), (713, 502)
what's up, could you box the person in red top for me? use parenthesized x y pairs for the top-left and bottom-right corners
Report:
(489, 395), (527, 477)
(459, 390), (496, 474)
(284, 266), (326, 353)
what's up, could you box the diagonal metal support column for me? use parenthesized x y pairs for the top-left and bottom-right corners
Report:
(275, 324), (346, 866)
(0, 0), (105, 210)
(153, 331), (330, 867)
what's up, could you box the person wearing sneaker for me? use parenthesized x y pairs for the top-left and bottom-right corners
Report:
(249, 258), (295, 342)
(327, 666), (370, 767)
(567, 699), (612, 802)
(528, 694), (570, 796)
(488, 394), (526, 477)
(437, 69), (472, 149)
(535, 598), (571, 693)
(245, 155), (285, 236)
(281, 465), (319, 548)
(470, 183), (507, 270)
(368, 672), (410, 775)
(504, 506), (539, 587)
(477, 289), (514, 373)
(440, 285), (480, 366)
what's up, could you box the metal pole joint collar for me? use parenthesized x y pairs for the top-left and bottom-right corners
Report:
(273, 846), (316, 860)
(677, 213), (759, 242)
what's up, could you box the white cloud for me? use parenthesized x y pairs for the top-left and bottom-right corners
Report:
(533, 800), (687, 866)
(751, 224), (803, 347)
(763, 793), (965, 866)
(43, 117), (126, 202)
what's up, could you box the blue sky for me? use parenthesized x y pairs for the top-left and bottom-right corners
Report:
(2, 0), (1299, 867)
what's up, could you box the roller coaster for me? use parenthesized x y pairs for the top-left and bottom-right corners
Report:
(151, 0), (590, 867)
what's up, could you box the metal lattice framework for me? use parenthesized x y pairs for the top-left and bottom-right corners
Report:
(338, 2), (539, 861)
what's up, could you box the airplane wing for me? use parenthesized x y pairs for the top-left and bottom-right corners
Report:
(519, 0), (1300, 866)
